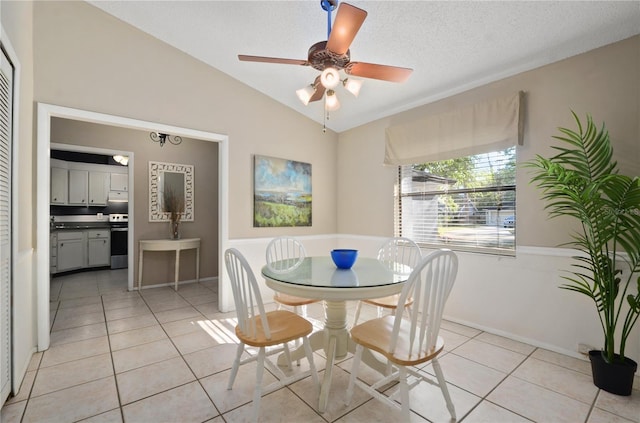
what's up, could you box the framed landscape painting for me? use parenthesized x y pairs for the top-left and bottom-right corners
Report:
(254, 155), (312, 227)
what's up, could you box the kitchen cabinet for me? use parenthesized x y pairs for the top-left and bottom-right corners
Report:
(68, 169), (88, 206)
(110, 173), (128, 192)
(87, 230), (110, 267)
(50, 167), (68, 205)
(50, 160), (129, 206)
(52, 229), (111, 273)
(56, 231), (85, 272)
(109, 173), (129, 202)
(50, 232), (58, 274)
(88, 171), (109, 206)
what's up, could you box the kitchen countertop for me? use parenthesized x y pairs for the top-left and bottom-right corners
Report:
(50, 215), (112, 231)
(52, 222), (112, 230)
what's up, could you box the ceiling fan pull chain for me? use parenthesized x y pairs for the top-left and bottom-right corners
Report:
(323, 100), (328, 133)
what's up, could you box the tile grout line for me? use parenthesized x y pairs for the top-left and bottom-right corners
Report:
(136, 285), (226, 419)
(15, 288), (65, 422)
(101, 290), (126, 423)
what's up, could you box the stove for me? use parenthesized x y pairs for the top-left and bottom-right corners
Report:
(109, 214), (128, 269)
(109, 213), (128, 225)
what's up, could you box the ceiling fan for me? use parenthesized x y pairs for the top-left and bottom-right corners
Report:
(238, 0), (413, 111)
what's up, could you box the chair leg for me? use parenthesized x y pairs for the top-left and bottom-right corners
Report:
(432, 358), (456, 420)
(398, 366), (410, 421)
(404, 305), (412, 319)
(252, 347), (266, 422)
(302, 336), (320, 388)
(346, 344), (363, 405)
(353, 301), (362, 326)
(227, 342), (244, 390)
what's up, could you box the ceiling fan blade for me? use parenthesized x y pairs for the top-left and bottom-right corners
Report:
(326, 3), (367, 55)
(346, 62), (413, 83)
(238, 55), (308, 66)
(309, 77), (326, 102)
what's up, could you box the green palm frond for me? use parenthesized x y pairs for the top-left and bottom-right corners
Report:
(526, 112), (640, 363)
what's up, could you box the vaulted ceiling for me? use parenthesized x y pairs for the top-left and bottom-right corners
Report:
(89, 1), (640, 132)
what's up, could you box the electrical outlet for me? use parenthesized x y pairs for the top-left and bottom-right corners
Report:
(97, 213), (103, 220)
(578, 343), (594, 355)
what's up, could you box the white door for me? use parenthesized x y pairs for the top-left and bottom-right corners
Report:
(0, 45), (14, 404)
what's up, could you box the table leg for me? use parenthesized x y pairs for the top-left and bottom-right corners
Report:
(274, 300), (380, 414)
(196, 247), (200, 282)
(174, 249), (180, 291)
(318, 335), (337, 413)
(138, 248), (143, 291)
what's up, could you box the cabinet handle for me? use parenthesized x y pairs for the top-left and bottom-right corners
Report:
(103, 240), (106, 244)
(91, 199), (94, 203)
(60, 243), (64, 248)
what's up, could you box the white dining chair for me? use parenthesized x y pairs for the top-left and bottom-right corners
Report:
(225, 248), (319, 422)
(266, 236), (319, 317)
(352, 237), (422, 325)
(346, 249), (458, 421)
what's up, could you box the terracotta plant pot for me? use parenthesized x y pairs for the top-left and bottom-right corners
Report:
(589, 350), (637, 396)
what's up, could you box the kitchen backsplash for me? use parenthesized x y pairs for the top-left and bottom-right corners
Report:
(50, 201), (128, 216)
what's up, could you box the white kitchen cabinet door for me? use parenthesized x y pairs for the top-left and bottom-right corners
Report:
(50, 167), (68, 205)
(68, 169), (88, 206)
(88, 171), (108, 206)
(87, 230), (110, 267)
(57, 237), (85, 272)
(110, 173), (128, 192)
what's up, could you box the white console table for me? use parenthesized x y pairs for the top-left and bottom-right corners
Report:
(138, 238), (200, 291)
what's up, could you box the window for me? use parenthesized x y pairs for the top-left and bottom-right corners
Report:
(395, 147), (516, 255)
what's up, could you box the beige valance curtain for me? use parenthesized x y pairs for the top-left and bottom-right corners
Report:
(384, 91), (524, 165)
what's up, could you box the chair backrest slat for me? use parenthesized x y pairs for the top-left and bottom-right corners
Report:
(225, 248), (271, 340)
(266, 236), (306, 273)
(377, 237), (422, 274)
(389, 249), (458, 357)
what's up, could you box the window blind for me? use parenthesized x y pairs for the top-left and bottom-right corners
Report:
(396, 147), (516, 254)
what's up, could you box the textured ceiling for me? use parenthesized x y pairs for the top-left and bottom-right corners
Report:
(88, 1), (640, 133)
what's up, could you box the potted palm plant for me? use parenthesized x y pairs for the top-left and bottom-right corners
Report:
(527, 112), (640, 395)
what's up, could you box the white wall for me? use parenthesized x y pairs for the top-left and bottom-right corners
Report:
(337, 37), (640, 362)
(1, 0), (37, 395)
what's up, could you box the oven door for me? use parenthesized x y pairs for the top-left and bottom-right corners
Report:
(110, 227), (128, 269)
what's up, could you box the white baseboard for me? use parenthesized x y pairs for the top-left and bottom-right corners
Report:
(136, 276), (218, 291)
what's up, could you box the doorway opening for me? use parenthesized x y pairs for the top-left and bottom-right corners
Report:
(36, 103), (229, 351)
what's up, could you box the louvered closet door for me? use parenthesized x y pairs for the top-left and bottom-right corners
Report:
(0, 46), (13, 405)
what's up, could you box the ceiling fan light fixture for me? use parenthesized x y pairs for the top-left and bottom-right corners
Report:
(320, 67), (340, 89)
(112, 155), (129, 166)
(325, 89), (340, 111)
(296, 85), (316, 105)
(343, 78), (362, 97)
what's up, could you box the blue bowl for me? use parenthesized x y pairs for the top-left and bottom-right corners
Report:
(331, 249), (358, 269)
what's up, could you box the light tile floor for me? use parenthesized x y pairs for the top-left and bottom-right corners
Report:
(1, 269), (639, 422)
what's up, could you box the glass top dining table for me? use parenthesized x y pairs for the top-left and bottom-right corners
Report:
(262, 256), (411, 300)
(261, 256), (412, 413)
